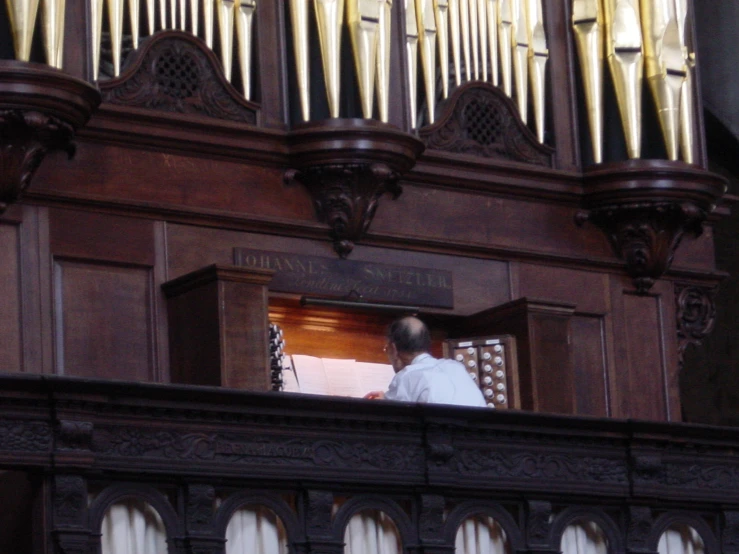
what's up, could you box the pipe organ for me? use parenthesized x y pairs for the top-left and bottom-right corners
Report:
(0, 0), (702, 160)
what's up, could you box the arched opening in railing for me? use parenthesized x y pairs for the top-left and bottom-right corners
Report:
(454, 513), (511, 554)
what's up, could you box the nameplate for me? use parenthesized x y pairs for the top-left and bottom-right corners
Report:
(233, 248), (454, 309)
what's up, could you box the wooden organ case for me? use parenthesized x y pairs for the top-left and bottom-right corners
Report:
(0, 0), (729, 422)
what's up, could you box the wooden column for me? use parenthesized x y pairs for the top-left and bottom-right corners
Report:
(162, 264), (274, 391)
(462, 298), (577, 414)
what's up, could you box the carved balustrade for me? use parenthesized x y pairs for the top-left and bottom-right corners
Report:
(1, 374), (738, 554)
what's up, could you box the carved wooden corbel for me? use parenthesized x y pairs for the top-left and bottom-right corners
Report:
(0, 61), (101, 214)
(286, 119), (425, 258)
(578, 160), (727, 294)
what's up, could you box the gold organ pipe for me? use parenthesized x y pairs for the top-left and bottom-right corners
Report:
(377, 0), (393, 122)
(91, 0), (103, 78)
(169, 0), (176, 30)
(145, 0), (155, 34)
(449, 0), (462, 86)
(415, 0), (437, 124)
(179, 0), (186, 29)
(680, 53), (695, 163)
(405, 0), (419, 127)
(434, 0), (450, 98)
(641, 0), (683, 160)
(216, 0), (235, 81)
(204, 0), (214, 47)
(158, 0), (166, 29)
(572, 0), (604, 163)
(477, 0), (487, 81)
(347, 0), (380, 119)
(107, 0), (125, 76)
(5, 0), (41, 61)
(460, 0), (471, 80)
(289, 0), (310, 121)
(486, 0), (498, 85)
(42, 0), (65, 68)
(128, 0), (140, 48)
(235, 0), (256, 99)
(511, 0), (527, 122)
(526, 0), (547, 142)
(603, 0), (643, 159)
(189, 0), (198, 34)
(677, 0), (694, 163)
(314, 0), (345, 118)
(497, 0), (512, 96)
(468, 0), (478, 79)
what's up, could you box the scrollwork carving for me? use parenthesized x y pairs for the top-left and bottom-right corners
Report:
(0, 419), (52, 452)
(576, 202), (706, 294)
(285, 163), (401, 258)
(453, 449), (628, 485)
(99, 31), (258, 124)
(526, 501), (552, 548)
(53, 475), (87, 527)
(419, 82), (554, 166)
(186, 484), (216, 533)
(626, 506), (654, 551)
(675, 284), (717, 368)
(722, 511), (739, 554)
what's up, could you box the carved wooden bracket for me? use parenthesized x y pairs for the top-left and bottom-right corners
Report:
(577, 160), (727, 294)
(0, 61), (101, 214)
(286, 119), (425, 258)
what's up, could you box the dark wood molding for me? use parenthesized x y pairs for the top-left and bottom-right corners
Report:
(285, 119), (425, 257)
(0, 61), (100, 213)
(419, 81), (555, 167)
(577, 160), (728, 293)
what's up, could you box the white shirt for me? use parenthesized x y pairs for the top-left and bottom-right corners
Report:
(384, 353), (487, 407)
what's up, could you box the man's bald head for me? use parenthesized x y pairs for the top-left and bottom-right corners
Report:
(387, 316), (431, 355)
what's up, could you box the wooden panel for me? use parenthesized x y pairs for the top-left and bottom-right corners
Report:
(0, 220), (22, 371)
(530, 313), (575, 414)
(519, 263), (610, 314)
(54, 260), (155, 381)
(618, 291), (668, 420)
(571, 315), (609, 417)
(50, 208), (155, 265)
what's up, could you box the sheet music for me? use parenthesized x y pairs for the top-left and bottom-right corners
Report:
(355, 361), (395, 393)
(290, 354), (330, 395)
(321, 358), (361, 397)
(288, 355), (394, 398)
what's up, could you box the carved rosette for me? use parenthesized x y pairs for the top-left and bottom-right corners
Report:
(0, 61), (100, 214)
(286, 119), (425, 258)
(675, 283), (717, 367)
(578, 160), (727, 294)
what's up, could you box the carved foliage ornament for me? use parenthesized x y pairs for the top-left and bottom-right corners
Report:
(99, 31), (258, 124)
(419, 82), (554, 167)
(0, 110), (74, 213)
(576, 202), (706, 294)
(675, 283), (717, 367)
(285, 163), (401, 258)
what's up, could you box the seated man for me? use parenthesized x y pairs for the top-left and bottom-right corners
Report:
(365, 316), (486, 407)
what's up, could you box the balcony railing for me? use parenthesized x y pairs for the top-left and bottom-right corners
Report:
(0, 374), (737, 553)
